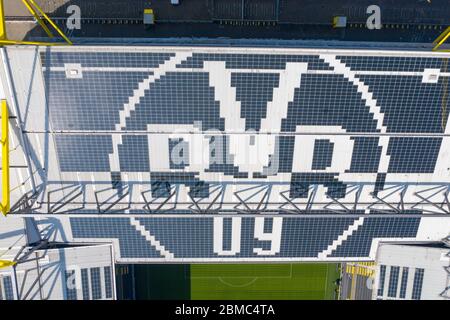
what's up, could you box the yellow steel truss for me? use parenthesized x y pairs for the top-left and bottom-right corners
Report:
(0, 0), (72, 46)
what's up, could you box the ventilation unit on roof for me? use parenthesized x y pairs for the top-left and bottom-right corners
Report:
(422, 68), (440, 83)
(64, 63), (83, 79)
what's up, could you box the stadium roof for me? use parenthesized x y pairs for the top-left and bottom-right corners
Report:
(3, 0), (450, 46)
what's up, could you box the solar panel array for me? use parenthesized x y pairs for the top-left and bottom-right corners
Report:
(40, 49), (450, 179)
(69, 216), (421, 261)
(411, 268), (425, 300)
(64, 270), (77, 300)
(81, 269), (90, 300)
(0, 276), (14, 300)
(90, 268), (102, 300)
(377, 265), (387, 297)
(388, 266), (400, 297)
(30, 47), (450, 261)
(399, 267), (409, 299)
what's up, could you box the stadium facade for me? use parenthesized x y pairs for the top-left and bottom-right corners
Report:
(1, 45), (450, 263)
(374, 242), (450, 300)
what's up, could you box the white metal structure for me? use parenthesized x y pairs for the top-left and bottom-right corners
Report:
(373, 242), (450, 300)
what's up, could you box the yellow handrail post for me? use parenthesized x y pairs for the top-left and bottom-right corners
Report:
(1, 99), (10, 216)
(0, 0), (6, 40)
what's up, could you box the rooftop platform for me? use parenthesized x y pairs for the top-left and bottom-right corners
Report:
(3, 0), (449, 46)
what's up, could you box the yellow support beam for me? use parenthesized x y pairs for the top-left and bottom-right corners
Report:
(0, 39), (67, 46)
(0, 0), (6, 40)
(0, 0), (72, 46)
(21, 0), (54, 38)
(1, 99), (9, 216)
(26, 0), (72, 45)
(433, 26), (450, 51)
(0, 259), (16, 269)
(433, 26), (450, 45)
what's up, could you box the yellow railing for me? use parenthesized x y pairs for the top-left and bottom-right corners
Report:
(0, 0), (72, 46)
(0, 0), (5, 41)
(0, 259), (15, 269)
(433, 26), (450, 52)
(1, 99), (9, 216)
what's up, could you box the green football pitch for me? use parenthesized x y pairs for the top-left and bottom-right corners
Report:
(133, 263), (340, 300)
